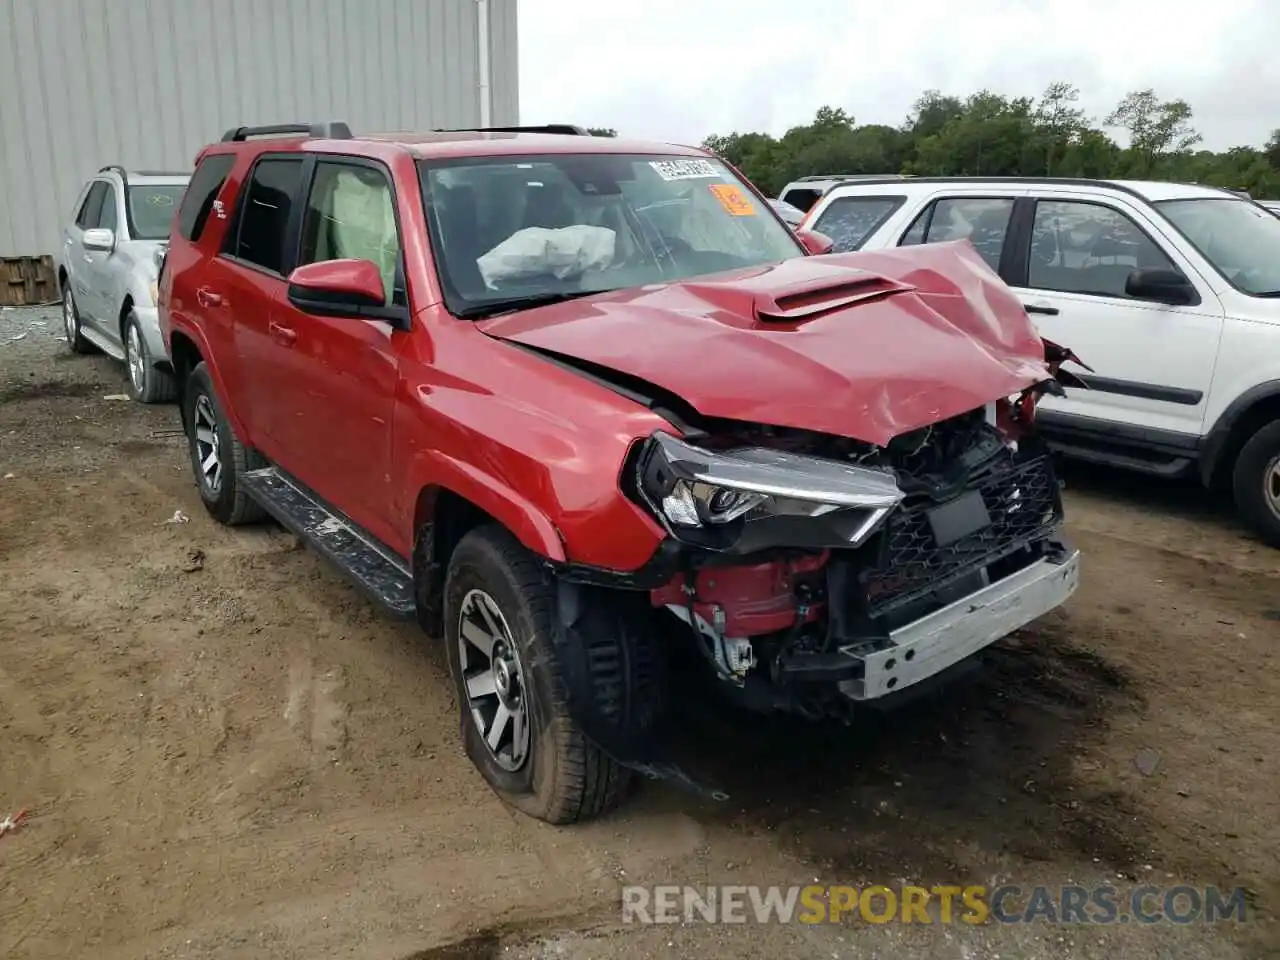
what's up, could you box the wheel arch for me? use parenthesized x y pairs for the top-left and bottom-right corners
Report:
(410, 468), (565, 636)
(1201, 381), (1280, 489)
(167, 330), (205, 428)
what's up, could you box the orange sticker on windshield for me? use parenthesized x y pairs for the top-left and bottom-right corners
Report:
(709, 183), (756, 216)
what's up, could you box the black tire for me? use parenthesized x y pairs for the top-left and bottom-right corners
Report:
(62, 287), (93, 354)
(183, 361), (267, 526)
(123, 311), (178, 404)
(443, 525), (631, 824)
(1231, 419), (1280, 548)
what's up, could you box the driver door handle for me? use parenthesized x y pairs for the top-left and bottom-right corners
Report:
(269, 321), (297, 346)
(1024, 302), (1060, 316)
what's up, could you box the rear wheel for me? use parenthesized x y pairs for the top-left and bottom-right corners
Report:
(443, 525), (631, 824)
(123, 311), (178, 404)
(62, 288), (93, 354)
(182, 361), (266, 526)
(1232, 419), (1280, 548)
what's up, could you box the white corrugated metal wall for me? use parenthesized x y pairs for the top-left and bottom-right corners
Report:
(0, 0), (520, 257)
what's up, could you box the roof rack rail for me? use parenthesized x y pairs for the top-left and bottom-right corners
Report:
(220, 121), (353, 142)
(433, 124), (590, 136)
(795, 173), (908, 182)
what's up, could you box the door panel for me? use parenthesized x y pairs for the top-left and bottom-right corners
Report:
(220, 156), (309, 458)
(1007, 195), (1225, 436)
(82, 184), (122, 336)
(276, 158), (404, 542)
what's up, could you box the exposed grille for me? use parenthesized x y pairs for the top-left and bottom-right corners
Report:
(860, 453), (1062, 617)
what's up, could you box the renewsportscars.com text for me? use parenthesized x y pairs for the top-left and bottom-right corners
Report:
(621, 884), (1249, 926)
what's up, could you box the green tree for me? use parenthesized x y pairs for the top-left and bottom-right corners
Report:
(694, 84), (1280, 201)
(1033, 82), (1089, 175)
(1104, 89), (1202, 176)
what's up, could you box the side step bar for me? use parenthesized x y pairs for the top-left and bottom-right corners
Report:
(239, 467), (417, 619)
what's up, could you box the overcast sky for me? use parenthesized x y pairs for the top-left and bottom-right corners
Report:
(518, 0), (1277, 151)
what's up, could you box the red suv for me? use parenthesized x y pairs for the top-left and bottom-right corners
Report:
(159, 120), (1083, 824)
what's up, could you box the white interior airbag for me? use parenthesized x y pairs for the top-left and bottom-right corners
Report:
(477, 225), (616, 287)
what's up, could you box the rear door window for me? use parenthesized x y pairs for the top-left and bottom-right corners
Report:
(76, 182), (108, 229)
(899, 196), (1016, 271)
(811, 196), (905, 252)
(229, 157), (305, 275)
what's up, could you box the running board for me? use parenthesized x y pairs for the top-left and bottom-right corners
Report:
(239, 467), (417, 619)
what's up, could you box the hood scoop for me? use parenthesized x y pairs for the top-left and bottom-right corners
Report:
(753, 274), (916, 324)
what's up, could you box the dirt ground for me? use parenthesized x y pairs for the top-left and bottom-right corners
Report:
(1, 304), (1277, 960)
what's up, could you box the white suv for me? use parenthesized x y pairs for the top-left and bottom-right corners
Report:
(800, 177), (1280, 546)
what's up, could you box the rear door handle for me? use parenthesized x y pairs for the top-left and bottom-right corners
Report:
(1023, 303), (1059, 316)
(82, 255), (93, 264)
(269, 321), (297, 346)
(196, 288), (223, 308)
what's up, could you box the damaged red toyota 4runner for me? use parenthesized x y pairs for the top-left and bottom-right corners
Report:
(159, 121), (1085, 824)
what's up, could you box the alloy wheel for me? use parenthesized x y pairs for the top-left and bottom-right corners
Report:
(193, 395), (223, 495)
(1265, 455), (1280, 520)
(457, 588), (531, 772)
(126, 323), (145, 392)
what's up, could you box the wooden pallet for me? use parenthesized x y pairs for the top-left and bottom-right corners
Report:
(1, 255), (59, 307)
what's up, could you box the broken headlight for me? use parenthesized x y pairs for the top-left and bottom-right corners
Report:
(632, 431), (905, 553)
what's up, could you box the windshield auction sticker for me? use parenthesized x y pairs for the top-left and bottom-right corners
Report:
(709, 183), (756, 216)
(650, 159), (719, 180)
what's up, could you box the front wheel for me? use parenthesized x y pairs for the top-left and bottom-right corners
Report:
(443, 525), (631, 824)
(182, 361), (266, 526)
(123, 312), (178, 404)
(1232, 419), (1280, 548)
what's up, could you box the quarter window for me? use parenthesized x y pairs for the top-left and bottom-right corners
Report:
(1027, 200), (1178, 299)
(231, 157), (305, 274)
(900, 197), (1015, 271)
(177, 154), (235, 242)
(811, 196), (904, 252)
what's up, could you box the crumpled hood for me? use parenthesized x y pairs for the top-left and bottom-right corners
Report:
(478, 241), (1054, 446)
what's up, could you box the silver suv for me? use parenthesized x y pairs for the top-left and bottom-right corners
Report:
(57, 166), (190, 403)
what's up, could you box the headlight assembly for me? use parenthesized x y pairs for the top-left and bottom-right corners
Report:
(633, 431), (905, 553)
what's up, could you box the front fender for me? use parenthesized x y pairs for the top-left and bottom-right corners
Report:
(411, 449), (566, 562)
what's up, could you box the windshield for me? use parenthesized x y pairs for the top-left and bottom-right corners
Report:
(419, 153), (804, 316)
(127, 184), (185, 240)
(1154, 198), (1280, 296)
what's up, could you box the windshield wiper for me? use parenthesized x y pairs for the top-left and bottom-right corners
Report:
(456, 290), (599, 319)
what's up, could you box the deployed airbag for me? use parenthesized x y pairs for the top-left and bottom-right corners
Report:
(477, 225), (617, 287)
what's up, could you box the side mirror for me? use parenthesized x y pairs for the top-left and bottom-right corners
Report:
(286, 259), (386, 317)
(1125, 268), (1197, 305)
(83, 228), (115, 252)
(796, 229), (835, 256)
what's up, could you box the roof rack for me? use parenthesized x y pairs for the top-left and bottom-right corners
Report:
(432, 124), (590, 136)
(220, 121), (353, 142)
(795, 173), (907, 182)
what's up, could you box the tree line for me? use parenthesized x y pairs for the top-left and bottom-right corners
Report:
(592, 84), (1280, 200)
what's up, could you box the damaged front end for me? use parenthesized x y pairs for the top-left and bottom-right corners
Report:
(630, 378), (1079, 719)
(548, 371), (1082, 800)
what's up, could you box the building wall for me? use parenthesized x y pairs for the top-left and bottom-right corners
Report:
(0, 0), (519, 258)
